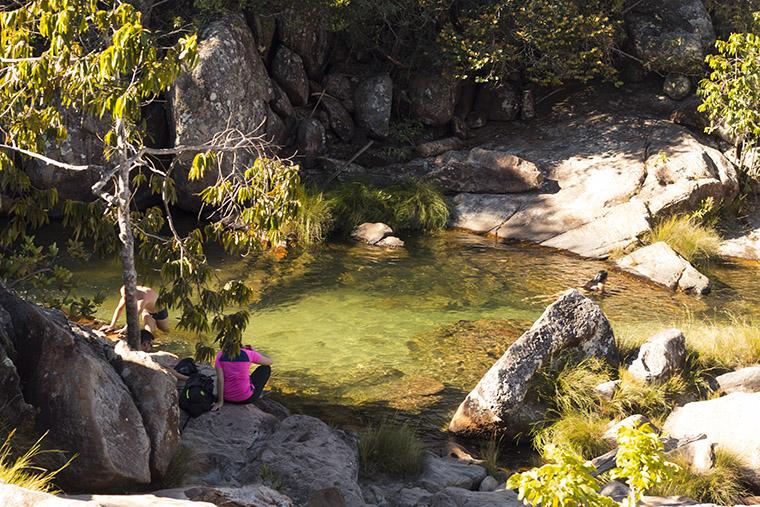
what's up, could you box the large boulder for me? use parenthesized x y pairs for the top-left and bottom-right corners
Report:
(0, 286), (152, 491)
(179, 404), (280, 486)
(625, 0), (716, 75)
(628, 329), (687, 383)
(617, 242), (711, 295)
(247, 415), (364, 507)
(169, 13), (274, 212)
(296, 119), (327, 157)
(277, 11), (329, 81)
(271, 46), (310, 107)
(320, 96), (354, 142)
(112, 340), (181, 478)
(351, 222), (393, 245)
(663, 392), (760, 487)
(449, 289), (618, 437)
(409, 74), (459, 126)
(354, 75), (393, 139)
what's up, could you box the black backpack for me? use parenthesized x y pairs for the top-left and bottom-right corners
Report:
(174, 357), (199, 377)
(179, 374), (215, 417)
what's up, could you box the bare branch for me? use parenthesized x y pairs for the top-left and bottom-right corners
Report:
(0, 143), (105, 172)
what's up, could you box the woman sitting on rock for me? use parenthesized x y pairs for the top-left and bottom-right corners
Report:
(211, 343), (273, 411)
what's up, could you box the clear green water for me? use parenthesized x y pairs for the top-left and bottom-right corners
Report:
(70, 231), (760, 438)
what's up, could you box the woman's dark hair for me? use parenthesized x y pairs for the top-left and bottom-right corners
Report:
(140, 329), (155, 345)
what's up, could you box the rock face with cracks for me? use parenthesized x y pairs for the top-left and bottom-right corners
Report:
(617, 242), (711, 295)
(449, 289), (617, 437)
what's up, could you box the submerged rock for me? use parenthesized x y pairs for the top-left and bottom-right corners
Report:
(663, 392), (760, 487)
(449, 289), (618, 437)
(617, 242), (711, 295)
(628, 329), (687, 383)
(351, 222), (393, 245)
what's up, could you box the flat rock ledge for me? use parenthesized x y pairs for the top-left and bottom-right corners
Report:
(616, 242), (711, 295)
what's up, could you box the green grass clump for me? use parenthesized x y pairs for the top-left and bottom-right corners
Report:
(651, 450), (750, 505)
(358, 421), (425, 478)
(646, 215), (722, 266)
(388, 179), (450, 232)
(607, 369), (688, 420)
(533, 355), (612, 415)
(0, 430), (70, 493)
(480, 438), (503, 477)
(285, 185), (335, 246)
(327, 179), (449, 235)
(533, 412), (614, 460)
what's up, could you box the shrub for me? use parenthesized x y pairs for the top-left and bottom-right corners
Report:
(533, 412), (613, 460)
(646, 215), (722, 266)
(651, 449), (751, 505)
(0, 430), (71, 493)
(358, 421), (425, 477)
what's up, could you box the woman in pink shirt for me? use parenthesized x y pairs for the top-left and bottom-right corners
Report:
(211, 344), (273, 411)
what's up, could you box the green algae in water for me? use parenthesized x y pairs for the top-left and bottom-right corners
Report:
(63, 231), (760, 437)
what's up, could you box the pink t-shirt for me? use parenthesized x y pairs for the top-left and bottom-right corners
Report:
(215, 349), (263, 402)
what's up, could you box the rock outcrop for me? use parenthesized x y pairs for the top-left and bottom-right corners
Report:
(271, 46), (310, 107)
(0, 286), (153, 491)
(439, 88), (738, 259)
(449, 289), (618, 437)
(277, 12), (329, 81)
(663, 392), (760, 487)
(625, 0), (716, 75)
(169, 13), (275, 212)
(0, 307), (35, 431)
(617, 242), (711, 295)
(247, 415), (364, 507)
(628, 329), (687, 383)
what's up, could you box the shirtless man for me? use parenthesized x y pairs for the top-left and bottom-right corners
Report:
(100, 285), (170, 334)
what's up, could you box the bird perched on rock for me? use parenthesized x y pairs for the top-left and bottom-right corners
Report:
(583, 270), (608, 294)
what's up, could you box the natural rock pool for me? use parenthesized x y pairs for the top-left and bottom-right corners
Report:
(71, 231), (760, 440)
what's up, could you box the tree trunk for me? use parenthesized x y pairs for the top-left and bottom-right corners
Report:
(115, 120), (141, 350)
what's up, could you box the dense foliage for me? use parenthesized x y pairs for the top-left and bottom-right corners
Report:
(699, 12), (760, 182)
(509, 424), (675, 507)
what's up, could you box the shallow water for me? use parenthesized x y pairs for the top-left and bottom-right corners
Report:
(68, 230), (760, 440)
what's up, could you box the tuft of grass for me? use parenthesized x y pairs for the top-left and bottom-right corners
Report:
(480, 438), (503, 477)
(606, 368), (687, 420)
(679, 313), (760, 369)
(327, 179), (449, 235)
(646, 215), (721, 266)
(388, 179), (450, 233)
(358, 421), (425, 478)
(0, 430), (72, 493)
(652, 449), (751, 505)
(533, 355), (612, 415)
(533, 412), (614, 460)
(284, 185), (335, 246)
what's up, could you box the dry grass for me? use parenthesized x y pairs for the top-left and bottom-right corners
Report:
(651, 449), (751, 505)
(533, 412), (614, 460)
(0, 430), (72, 493)
(646, 215), (722, 266)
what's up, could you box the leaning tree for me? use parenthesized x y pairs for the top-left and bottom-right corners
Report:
(0, 0), (300, 350)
